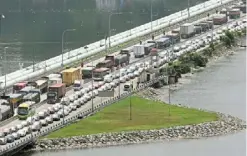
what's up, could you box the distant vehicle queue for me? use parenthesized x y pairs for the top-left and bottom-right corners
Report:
(0, 5), (245, 123)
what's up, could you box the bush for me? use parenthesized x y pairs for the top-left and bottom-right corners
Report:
(179, 52), (208, 67)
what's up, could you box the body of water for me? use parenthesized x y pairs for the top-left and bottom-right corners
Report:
(0, 0), (205, 73)
(23, 45), (246, 155)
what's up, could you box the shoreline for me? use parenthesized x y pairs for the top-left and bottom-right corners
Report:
(27, 113), (246, 152)
(25, 39), (246, 152)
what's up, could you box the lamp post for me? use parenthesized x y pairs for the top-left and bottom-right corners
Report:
(150, 0), (154, 31)
(0, 14), (5, 37)
(108, 12), (133, 50)
(84, 46), (94, 112)
(187, 0), (190, 18)
(4, 47), (8, 95)
(61, 29), (76, 68)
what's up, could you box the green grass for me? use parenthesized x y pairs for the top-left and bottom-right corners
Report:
(45, 96), (218, 138)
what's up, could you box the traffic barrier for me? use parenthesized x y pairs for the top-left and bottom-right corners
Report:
(0, 0), (234, 90)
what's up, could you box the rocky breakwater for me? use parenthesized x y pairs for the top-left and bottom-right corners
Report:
(32, 113), (246, 151)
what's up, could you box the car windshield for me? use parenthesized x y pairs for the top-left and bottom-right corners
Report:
(18, 108), (28, 115)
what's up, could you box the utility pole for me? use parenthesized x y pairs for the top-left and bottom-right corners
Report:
(4, 47), (8, 95)
(187, 0), (190, 18)
(61, 29), (76, 68)
(150, 0), (153, 31)
(0, 14), (5, 37)
(129, 81), (133, 120)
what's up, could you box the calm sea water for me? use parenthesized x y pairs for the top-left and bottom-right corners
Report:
(23, 46), (246, 156)
(0, 0), (205, 73)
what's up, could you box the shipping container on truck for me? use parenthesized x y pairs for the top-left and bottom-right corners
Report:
(133, 45), (145, 58)
(229, 8), (241, 19)
(96, 59), (114, 69)
(61, 68), (81, 86)
(47, 83), (66, 104)
(212, 14), (228, 25)
(35, 79), (48, 94)
(0, 99), (13, 121)
(143, 43), (156, 55)
(48, 77), (63, 87)
(156, 37), (170, 49)
(165, 33), (180, 44)
(81, 66), (94, 79)
(114, 54), (130, 67)
(180, 23), (195, 39)
(12, 82), (28, 93)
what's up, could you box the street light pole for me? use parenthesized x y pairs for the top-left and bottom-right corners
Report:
(84, 46), (94, 112)
(61, 29), (76, 68)
(108, 12), (132, 50)
(0, 14), (5, 37)
(187, 0), (190, 18)
(4, 47), (8, 95)
(150, 0), (153, 31)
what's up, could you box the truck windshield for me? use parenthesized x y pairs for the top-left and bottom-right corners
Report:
(47, 93), (56, 99)
(73, 83), (81, 87)
(18, 107), (29, 115)
(93, 72), (101, 78)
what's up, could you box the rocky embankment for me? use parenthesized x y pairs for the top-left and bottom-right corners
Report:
(32, 113), (246, 151)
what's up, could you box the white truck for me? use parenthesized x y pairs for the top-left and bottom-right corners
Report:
(133, 45), (145, 58)
(48, 77), (63, 87)
(180, 23), (195, 39)
(73, 80), (84, 91)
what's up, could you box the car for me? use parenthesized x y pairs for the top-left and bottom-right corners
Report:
(38, 111), (46, 119)
(129, 73), (135, 79)
(0, 132), (5, 138)
(26, 117), (34, 125)
(21, 121), (28, 127)
(40, 119), (48, 127)
(12, 131), (21, 140)
(0, 137), (7, 145)
(84, 94), (91, 101)
(113, 79), (120, 85)
(110, 81), (117, 88)
(75, 91), (81, 98)
(173, 46), (180, 52)
(79, 89), (86, 97)
(104, 75), (113, 83)
(133, 71), (140, 77)
(6, 135), (15, 143)
(124, 75), (130, 81)
(105, 83), (112, 90)
(97, 86), (105, 92)
(61, 97), (70, 106)
(71, 104), (77, 111)
(93, 90), (99, 96)
(57, 111), (64, 118)
(73, 100), (80, 108)
(120, 76), (126, 83)
(52, 114), (60, 121)
(63, 109), (70, 116)
(17, 129), (26, 137)
(46, 116), (53, 124)
(10, 126), (18, 133)
(48, 107), (56, 114)
(31, 121), (42, 132)
(69, 95), (76, 103)
(23, 127), (32, 134)
(16, 124), (23, 130)
(181, 44), (187, 49)
(79, 97), (86, 105)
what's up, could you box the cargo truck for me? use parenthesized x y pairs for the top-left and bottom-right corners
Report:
(48, 77), (63, 87)
(47, 83), (66, 104)
(156, 37), (170, 48)
(0, 99), (13, 121)
(61, 68), (81, 86)
(134, 45), (145, 58)
(81, 66), (94, 78)
(180, 23), (195, 39)
(229, 8), (241, 19)
(113, 54), (130, 67)
(213, 14), (228, 25)
(165, 33), (180, 44)
(143, 43), (156, 55)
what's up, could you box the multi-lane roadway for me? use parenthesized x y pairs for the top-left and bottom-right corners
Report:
(0, 12), (245, 130)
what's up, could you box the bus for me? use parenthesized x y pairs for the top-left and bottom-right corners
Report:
(17, 101), (35, 120)
(92, 68), (111, 81)
(12, 82), (28, 93)
(22, 93), (41, 103)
